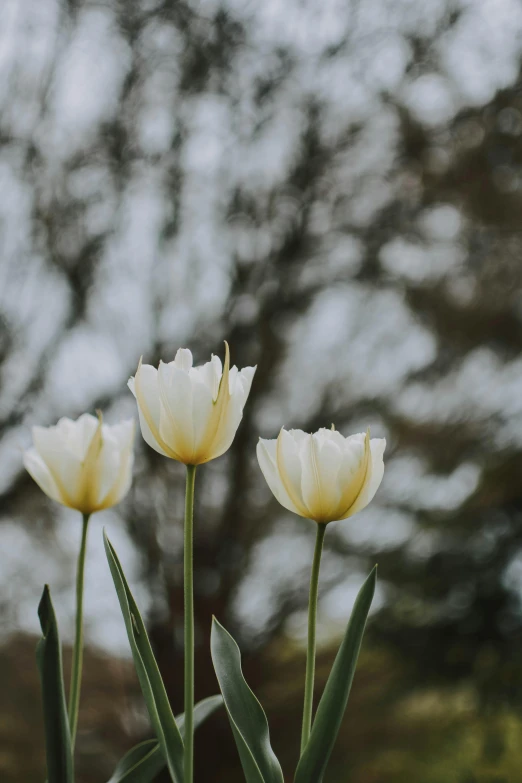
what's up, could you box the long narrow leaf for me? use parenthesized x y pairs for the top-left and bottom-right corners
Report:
(108, 740), (162, 783)
(177, 694), (224, 741)
(36, 585), (74, 783)
(104, 531), (184, 783)
(108, 695), (224, 783)
(211, 617), (283, 783)
(294, 566), (377, 783)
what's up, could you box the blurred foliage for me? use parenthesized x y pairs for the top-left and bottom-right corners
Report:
(5, 633), (522, 783)
(1, 0), (522, 780)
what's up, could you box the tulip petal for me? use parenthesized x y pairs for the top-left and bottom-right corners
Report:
(338, 431), (371, 519)
(158, 362), (195, 463)
(205, 401), (243, 463)
(190, 377), (215, 461)
(72, 413), (100, 459)
(275, 429), (309, 518)
(203, 363), (256, 462)
(344, 438), (386, 517)
(23, 448), (64, 505)
(80, 413), (104, 512)
(174, 347), (193, 371)
(131, 363), (177, 459)
(256, 438), (302, 515)
(233, 367), (256, 406)
(301, 432), (342, 522)
(99, 420), (135, 509)
(195, 342), (231, 464)
(32, 426), (84, 508)
(191, 354), (222, 401)
(96, 439), (123, 505)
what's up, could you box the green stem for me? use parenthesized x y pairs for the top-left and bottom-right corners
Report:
(300, 522), (326, 755)
(184, 465), (197, 783)
(68, 512), (90, 749)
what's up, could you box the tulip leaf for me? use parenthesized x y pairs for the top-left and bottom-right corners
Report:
(36, 585), (74, 783)
(104, 531), (184, 783)
(176, 694), (224, 740)
(107, 695), (224, 783)
(108, 740), (162, 783)
(211, 617), (284, 783)
(294, 566), (377, 783)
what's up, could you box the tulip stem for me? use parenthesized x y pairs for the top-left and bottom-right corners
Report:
(184, 464), (197, 783)
(68, 512), (90, 749)
(301, 522), (326, 755)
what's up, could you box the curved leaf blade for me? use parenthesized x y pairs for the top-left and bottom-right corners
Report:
(104, 531), (184, 783)
(108, 695), (224, 783)
(176, 694), (224, 741)
(211, 617), (283, 783)
(108, 740), (163, 783)
(294, 566), (377, 783)
(36, 585), (74, 783)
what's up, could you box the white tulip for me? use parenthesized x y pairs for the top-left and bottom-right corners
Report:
(24, 413), (135, 515)
(128, 342), (256, 465)
(257, 426), (385, 524)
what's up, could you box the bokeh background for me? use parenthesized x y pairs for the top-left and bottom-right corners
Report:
(1, 0), (522, 780)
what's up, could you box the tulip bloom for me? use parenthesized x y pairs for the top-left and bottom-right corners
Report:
(257, 425), (385, 753)
(24, 413), (135, 515)
(129, 341), (255, 783)
(128, 342), (256, 465)
(257, 427), (385, 524)
(24, 411), (135, 748)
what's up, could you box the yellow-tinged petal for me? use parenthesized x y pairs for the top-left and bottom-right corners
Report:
(301, 431), (342, 522)
(344, 437), (386, 518)
(76, 410), (104, 513)
(256, 437), (301, 515)
(99, 419), (136, 509)
(194, 341), (231, 464)
(275, 428), (309, 518)
(157, 361), (195, 462)
(32, 424), (80, 508)
(338, 429), (371, 519)
(133, 358), (182, 460)
(23, 448), (64, 505)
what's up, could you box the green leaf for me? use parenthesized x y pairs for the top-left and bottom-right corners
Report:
(36, 585), (74, 783)
(211, 617), (283, 783)
(294, 566), (377, 783)
(104, 531), (184, 783)
(108, 695), (224, 783)
(176, 694), (224, 741)
(108, 740), (163, 783)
